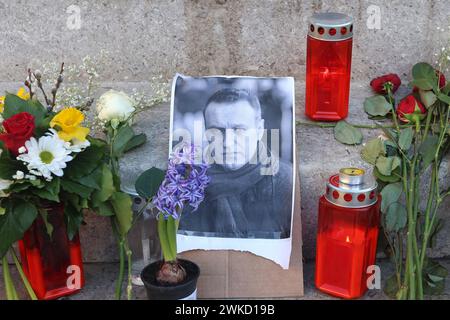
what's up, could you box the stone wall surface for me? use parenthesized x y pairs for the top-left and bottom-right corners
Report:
(0, 0), (449, 261)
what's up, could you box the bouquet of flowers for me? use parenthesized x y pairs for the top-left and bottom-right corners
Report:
(358, 62), (450, 299)
(0, 62), (167, 300)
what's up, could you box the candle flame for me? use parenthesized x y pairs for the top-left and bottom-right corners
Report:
(346, 235), (351, 243)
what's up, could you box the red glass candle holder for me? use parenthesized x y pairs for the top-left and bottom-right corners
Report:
(18, 202), (85, 300)
(305, 13), (353, 121)
(315, 168), (380, 299)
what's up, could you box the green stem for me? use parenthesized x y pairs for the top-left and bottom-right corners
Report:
(413, 175), (423, 300)
(158, 217), (175, 262)
(420, 164), (437, 268)
(2, 255), (19, 300)
(124, 241), (133, 300)
(387, 87), (401, 132)
(397, 232), (403, 287)
(422, 104), (435, 140)
(166, 216), (179, 260)
(115, 239), (125, 300)
(10, 248), (37, 300)
(406, 156), (417, 299)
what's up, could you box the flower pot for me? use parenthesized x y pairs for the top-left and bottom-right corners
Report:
(18, 202), (85, 300)
(141, 259), (200, 300)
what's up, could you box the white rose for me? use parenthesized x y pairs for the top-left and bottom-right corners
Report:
(96, 90), (136, 122)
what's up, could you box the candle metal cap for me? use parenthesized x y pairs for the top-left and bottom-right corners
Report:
(325, 167), (378, 208)
(308, 12), (353, 41)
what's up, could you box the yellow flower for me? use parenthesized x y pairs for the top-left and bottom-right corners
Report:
(50, 107), (90, 142)
(0, 87), (30, 113)
(0, 96), (4, 113)
(17, 87), (30, 100)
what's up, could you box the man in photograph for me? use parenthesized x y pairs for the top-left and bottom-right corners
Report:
(179, 88), (293, 239)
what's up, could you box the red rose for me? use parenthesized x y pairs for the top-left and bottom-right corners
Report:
(370, 74), (401, 94)
(0, 112), (35, 155)
(437, 70), (446, 89)
(396, 95), (426, 123)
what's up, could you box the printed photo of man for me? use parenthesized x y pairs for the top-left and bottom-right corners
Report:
(177, 84), (294, 239)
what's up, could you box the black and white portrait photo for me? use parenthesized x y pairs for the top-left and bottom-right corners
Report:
(170, 74), (295, 268)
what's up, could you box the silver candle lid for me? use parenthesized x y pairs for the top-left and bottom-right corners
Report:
(308, 12), (353, 41)
(325, 168), (378, 208)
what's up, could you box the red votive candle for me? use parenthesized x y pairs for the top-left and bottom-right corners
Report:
(305, 12), (353, 121)
(315, 168), (380, 299)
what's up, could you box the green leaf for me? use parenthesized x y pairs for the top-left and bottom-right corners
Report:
(0, 201), (38, 258)
(65, 143), (105, 179)
(76, 165), (103, 190)
(123, 133), (147, 153)
(88, 137), (107, 148)
(7, 181), (32, 193)
(380, 182), (403, 213)
(375, 156), (401, 176)
(135, 167), (166, 199)
(411, 62), (438, 91)
(111, 192), (133, 236)
(423, 259), (448, 295)
(364, 95), (392, 116)
(95, 202), (115, 217)
(91, 165), (115, 205)
(419, 135), (439, 170)
(442, 82), (450, 95)
(31, 177), (60, 202)
(2, 94), (47, 124)
(113, 125), (134, 157)
(334, 121), (363, 145)
(374, 167), (401, 183)
(384, 202), (407, 232)
(437, 92), (450, 105)
(0, 151), (23, 180)
(398, 127), (414, 151)
(61, 179), (94, 198)
(361, 138), (385, 165)
(419, 89), (437, 108)
(64, 203), (84, 240)
(64, 193), (82, 212)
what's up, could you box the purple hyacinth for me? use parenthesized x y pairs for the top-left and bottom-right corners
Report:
(153, 144), (210, 220)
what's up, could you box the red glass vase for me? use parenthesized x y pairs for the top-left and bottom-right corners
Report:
(315, 168), (380, 299)
(18, 202), (85, 300)
(305, 13), (353, 121)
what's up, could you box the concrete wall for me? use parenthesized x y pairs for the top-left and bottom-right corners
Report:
(0, 0), (449, 261)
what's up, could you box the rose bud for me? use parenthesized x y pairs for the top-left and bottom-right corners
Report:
(396, 95), (426, 123)
(437, 70), (446, 89)
(370, 74), (401, 94)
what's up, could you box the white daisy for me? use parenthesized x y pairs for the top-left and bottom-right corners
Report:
(17, 134), (73, 180)
(46, 129), (90, 153)
(66, 138), (90, 153)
